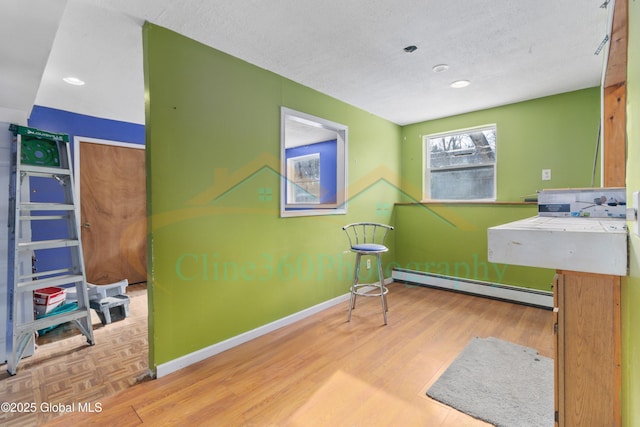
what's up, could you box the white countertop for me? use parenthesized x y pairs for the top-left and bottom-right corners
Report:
(493, 216), (627, 233)
(488, 216), (628, 275)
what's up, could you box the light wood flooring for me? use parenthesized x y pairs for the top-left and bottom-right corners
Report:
(37, 283), (553, 427)
(24, 282), (555, 427)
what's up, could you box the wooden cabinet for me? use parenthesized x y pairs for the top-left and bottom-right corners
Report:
(554, 270), (621, 426)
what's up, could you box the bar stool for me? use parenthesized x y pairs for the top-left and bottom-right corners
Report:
(342, 222), (394, 325)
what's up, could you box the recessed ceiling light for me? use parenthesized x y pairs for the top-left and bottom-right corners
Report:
(432, 64), (449, 73)
(63, 76), (85, 86)
(450, 80), (470, 88)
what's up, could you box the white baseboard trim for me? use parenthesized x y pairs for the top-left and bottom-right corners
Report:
(392, 268), (553, 309)
(155, 277), (396, 378)
(155, 291), (352, 378)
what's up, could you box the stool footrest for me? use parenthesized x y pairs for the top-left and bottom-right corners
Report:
(351, 283), (388, 297)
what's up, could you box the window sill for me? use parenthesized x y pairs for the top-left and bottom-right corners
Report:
(395, 200), (537, 206)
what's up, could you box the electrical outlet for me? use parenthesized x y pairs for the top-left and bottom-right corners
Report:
(366, 259), (371, 269)
(542, 169), (551, 181)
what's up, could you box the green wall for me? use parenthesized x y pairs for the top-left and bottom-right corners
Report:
(393, 203), (551, 288)
(623, 1), (640, 424)
(143, 23), (402, 367)
(395, 88), (601, 290)
(401, 88), (602, 203)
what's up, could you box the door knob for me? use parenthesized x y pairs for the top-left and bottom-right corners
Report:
(83, 222), (91, 228)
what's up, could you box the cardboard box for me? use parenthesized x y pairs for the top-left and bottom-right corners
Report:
(34, 287), (66, 316)
(538, 188), (626, 218)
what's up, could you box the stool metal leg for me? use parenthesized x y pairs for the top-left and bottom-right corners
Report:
(376, 253), (387, 325)
(347, 253), (362, 322)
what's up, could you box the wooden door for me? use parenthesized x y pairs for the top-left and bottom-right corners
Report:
(80, 141), (146, 285)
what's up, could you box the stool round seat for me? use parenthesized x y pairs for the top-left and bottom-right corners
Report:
(342, 222), (394, 325)
(351, 243), (388, 253)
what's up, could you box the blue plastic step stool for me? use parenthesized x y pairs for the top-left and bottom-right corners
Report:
(89, 295), (130, 325)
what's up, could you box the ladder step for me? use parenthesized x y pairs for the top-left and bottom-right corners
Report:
(18, 164), (72, 176)
(21, 267), (74, 280)
(17, 309), (92, 335)
(18, 239), (80, 251)
(20, 202), (75, 211)
(16, 274), (84, 292)
(20, 215), (70, 221)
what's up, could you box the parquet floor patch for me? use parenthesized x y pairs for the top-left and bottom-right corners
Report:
(0, 284), (149, 426)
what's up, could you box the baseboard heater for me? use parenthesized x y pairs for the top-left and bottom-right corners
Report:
(392, 268), (553, 309)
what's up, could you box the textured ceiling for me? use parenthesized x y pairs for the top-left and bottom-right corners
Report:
(1, 0), (612, 126)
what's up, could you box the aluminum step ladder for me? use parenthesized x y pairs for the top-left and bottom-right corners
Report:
(5, 125), (94, 375)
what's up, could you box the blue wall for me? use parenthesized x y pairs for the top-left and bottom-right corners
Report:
(26, 106), (145, 276)
(285, 139), (337, 206)
(29, 106), (144, 146)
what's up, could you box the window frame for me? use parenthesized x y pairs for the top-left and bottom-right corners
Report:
(280, 107), (348, 217)
(422, 124), (497, 202)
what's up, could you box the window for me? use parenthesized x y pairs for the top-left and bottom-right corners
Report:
(424, 125), (496, 201)
(280, 107), (348, 217)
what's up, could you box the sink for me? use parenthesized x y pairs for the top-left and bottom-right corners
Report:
(488, 216), (627, 275)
